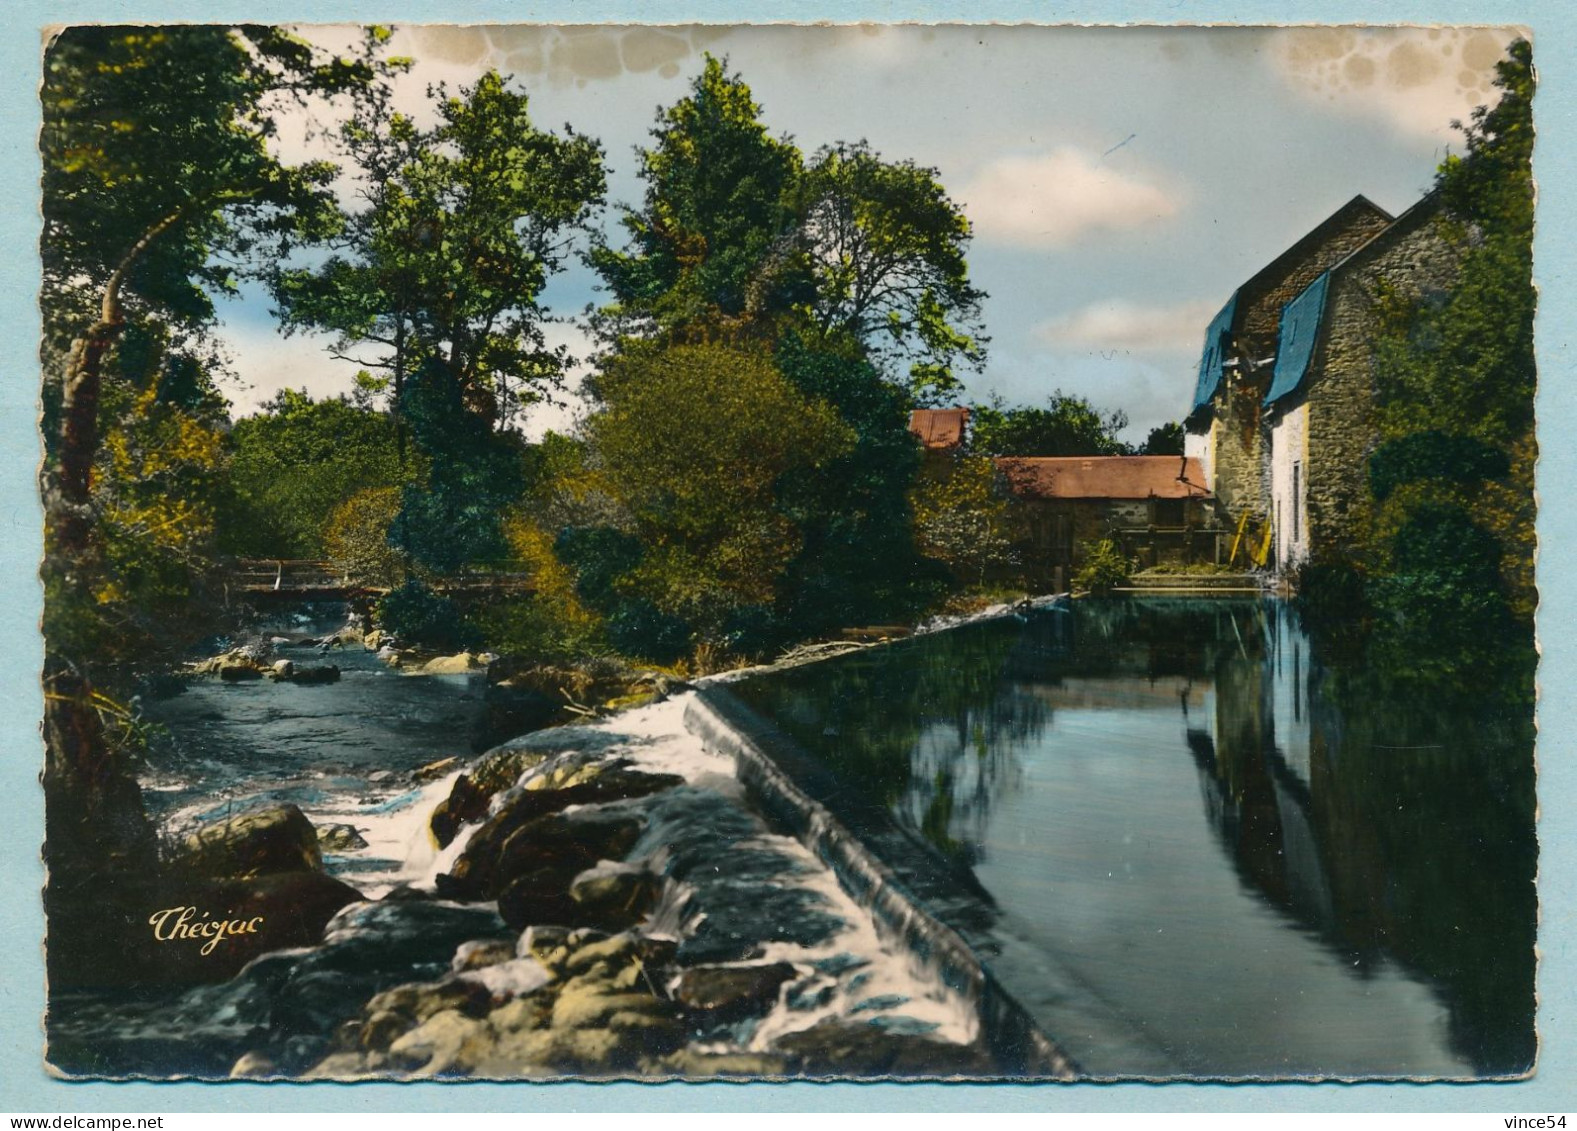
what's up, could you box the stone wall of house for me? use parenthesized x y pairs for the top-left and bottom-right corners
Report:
(1236, 210), (1393, 355)
(1303, 205), (1462, 561)
(1206, 207), (1392, 526)
(1210, 383), (1269, 522)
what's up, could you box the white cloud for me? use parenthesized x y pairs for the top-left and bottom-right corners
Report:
(1033, 298), (1218, 354)
(1266, 26), (1522, 141)
(956, 147), (1182, 248)
(215, 319), (363, 416)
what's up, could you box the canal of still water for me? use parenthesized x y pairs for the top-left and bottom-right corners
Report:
(730, 596), (1537, 1078)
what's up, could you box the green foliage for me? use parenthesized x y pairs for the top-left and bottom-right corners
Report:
(221, 389), (409, 557)
(390, 359), (528, 573)
(1142, 421), (1184, 456)
(586, 342), (854, 643)
(376, 580), (475, 652)
(592, 55), (805, 331)
(911, 452), (1018, 587)
(554, 526), (644, 608)
(1368, 431), (1510, 502)
(41, 26), (354, 347)
(605, 600), (692, 665)
(795, 141), (986, 397)
(593, 57), (984, 397)
(1355, 38), (1536, 649)
(273, 61), (606, 427)
(46, 333), (231, 667)
(1387, 502), (1503, 588)
(323, 486), (410, 588)
(969, 391), (1130, 457)
(774, 337), (946, 632)
(1074, 539), (1132, 595)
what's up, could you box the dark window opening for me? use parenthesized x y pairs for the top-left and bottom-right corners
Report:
(1152, 499), (1185, 527)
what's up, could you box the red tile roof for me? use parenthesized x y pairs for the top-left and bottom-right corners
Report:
(908, 408), (970, 450)
(995, 456), (1211, 500)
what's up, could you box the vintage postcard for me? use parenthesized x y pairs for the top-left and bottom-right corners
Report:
(28, 17), (1544, 1091)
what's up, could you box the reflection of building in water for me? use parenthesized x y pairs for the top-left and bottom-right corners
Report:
(1185, 601), (1335, 932)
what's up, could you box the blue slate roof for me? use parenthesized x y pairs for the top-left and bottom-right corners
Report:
(1264, 271), (1330, 407)
(1190, 293), (1237, 413)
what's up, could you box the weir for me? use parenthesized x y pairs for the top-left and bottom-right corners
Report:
(684, 677), (1077, 1079)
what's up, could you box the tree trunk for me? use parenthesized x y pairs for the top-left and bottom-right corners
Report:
(42, 212), (184, 881)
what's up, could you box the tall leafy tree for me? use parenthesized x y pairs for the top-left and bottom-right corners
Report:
(969, 391), (1131, 457)
(796, 141), (986, 398)
(593, 59), (986, 398)
(40, 24), (375, 883)
(592, 54), (806, 340)
(586, 343), (853, 651)
(1305, 39), (1538, 708)
(274, 66), (606, 429)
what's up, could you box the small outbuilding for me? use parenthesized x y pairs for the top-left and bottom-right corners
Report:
(995, 455), (1218, 588)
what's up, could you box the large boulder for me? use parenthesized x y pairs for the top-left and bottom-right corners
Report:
(436, 766), (677, 887)
(673, 962), (799, 1021)
(420, 652), (483, 675)
(285, 664), (341, 685)
(427, 744), (562, 848)
(133, 871), (365, 984)
(567, 865), (660, 933)
(450, 807), (645, 902)
(772, 1021), (998, 1078)
(471, 683), (563, 753)
(171, 803), (323, 880)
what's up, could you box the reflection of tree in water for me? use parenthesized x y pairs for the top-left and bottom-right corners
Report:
(1181, 599), (1536, 1076)
(739, 596), (1535, 1076)
(733, 616), (1049, 863)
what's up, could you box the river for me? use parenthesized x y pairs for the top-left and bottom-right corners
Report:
(137, 607), (488, 895)
(729, 596), (1538, 1078)
(52, 597), (1536, 1080)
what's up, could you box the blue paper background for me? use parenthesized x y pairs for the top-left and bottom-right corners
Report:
(3, 0), (1569, 1113)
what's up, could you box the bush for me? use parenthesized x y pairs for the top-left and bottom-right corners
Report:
(324, 486), (411, 588)
(554, 525), (644, 608)
(605, 599), (691, 665)
(467, 595), (606, 665)
(1369, 431), (1510, 502)
(377, 581), (475, 652)
(1075, 539), (1131, 595)
(718, 603), (783, 659)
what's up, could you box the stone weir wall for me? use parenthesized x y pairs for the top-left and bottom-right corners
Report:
(683, 686), (1077, 1080)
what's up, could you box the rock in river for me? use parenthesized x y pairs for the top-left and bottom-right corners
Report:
(171, 803), (323, 880)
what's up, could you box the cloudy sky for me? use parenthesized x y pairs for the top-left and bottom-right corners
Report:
(218, 22), (1524, 443)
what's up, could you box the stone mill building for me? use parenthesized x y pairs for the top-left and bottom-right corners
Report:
(1184, 189), (1465, 572)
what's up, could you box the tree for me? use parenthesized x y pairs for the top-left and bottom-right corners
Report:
(274, 65), (606, 430)
(773, 336), (947, 633)
(910, 451), (1018, 586)
(1366, 38), (1535, 628)
(1142, 421), (1185, 456)
(390, 358), (530, 573)
(221, 389), (410, 558)
(43, 26), (357, 568)
(39, 23), (375, 904)
(796, 142), (986, 398)
(969, 391), (1131, 457)
(586, 343), (854, 650)
(592, 60), (987, 400)
(323, 486), (411, 588)
(591, 55), (805, 341)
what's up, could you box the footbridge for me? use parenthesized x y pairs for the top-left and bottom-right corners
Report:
(226, 559), (535, 602)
